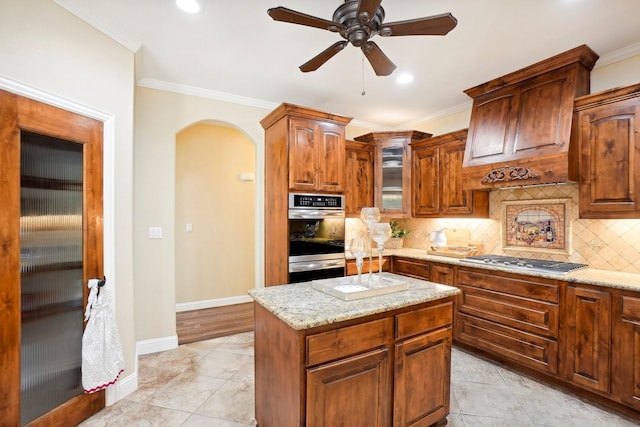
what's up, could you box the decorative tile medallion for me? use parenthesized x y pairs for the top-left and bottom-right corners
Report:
(503, 198), (571, 255)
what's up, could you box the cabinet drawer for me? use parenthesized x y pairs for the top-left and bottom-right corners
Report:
(395, 302), (453, 340)
(306, 318), (393, 366)
(458, 269), (560, 303)
(393, 257), (429, 279)
(456, 313), (558, 374)
(458, 284), (559, 338)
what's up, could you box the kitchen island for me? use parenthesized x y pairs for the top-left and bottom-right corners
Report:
(249, 273), (460, 427)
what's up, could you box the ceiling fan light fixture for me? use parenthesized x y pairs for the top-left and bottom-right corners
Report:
(396, 73), (413, 84)
(176, 0), (201, 14)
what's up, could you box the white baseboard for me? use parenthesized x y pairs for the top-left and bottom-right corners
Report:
(136, 335), (178, 356)
(175, 294), (253, 313)
(105, 371), (138, 405)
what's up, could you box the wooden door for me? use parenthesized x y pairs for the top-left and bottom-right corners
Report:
(563, 286), (611, 393)
(345, 140), (374, 216)
(307, 348), (391, 427)
(377, 139), (410, 216)
(440, 139), (473, 216)
(412, 144), (439, 217)
(577, 97), (640, 218)
(612, 295), (640, 409)
(288, 117), (319, 191)
(429, 264), (454, 286)
(0, 90), (105, 426)
(394, 327), (451, 427)
(316, 121), (345, 192)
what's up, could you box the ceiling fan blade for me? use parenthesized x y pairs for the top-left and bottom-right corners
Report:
(357, 0), (383, 23)
(268, 7), (343, 32)
(379, 13), (457, 37)
(300, 41), (348, 72)
(361, 42), (396, 76)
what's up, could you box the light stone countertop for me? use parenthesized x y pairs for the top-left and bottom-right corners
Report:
(249, 273), (460, 331)
(378, 248), (640, 292)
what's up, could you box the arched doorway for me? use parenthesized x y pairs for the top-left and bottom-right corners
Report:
(174, 122), (256, 342)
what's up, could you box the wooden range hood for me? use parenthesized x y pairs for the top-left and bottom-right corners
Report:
(461, 45), (599, 190)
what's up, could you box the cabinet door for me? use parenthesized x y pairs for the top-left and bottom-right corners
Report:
(412, 145), (440, 216)
(578, 99), (640, 218)
(307, 348), (391, 427)
(563, 286), (611, 394)
(289, 117), (319, 191)
(394, 327), (451, 427)
(316, 121), (345, 192)
(345, 140), (374, 216)
(377, 140), (410, 216)
(612, 295), (640, 409)
(392, 257), (429, 280)
(440, 140), (474, 216)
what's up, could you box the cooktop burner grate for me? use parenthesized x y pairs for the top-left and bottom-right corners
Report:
(459, 254), (588, 274)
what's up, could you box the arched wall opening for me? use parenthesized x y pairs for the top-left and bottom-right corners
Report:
(174, 121), (256, 305)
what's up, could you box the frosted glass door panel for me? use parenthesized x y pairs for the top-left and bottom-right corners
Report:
(381, 146), (403, 210)
(20, 131), (84, 425)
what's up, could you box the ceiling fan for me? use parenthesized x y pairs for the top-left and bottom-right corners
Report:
(267, 0), (457, 76)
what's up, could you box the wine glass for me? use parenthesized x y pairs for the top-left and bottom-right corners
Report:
(349, 236), (370, 286)
(370, 223), (392, 286)
(360, 207), (380, 281)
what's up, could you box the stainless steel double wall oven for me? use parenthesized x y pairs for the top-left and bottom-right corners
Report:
(288, 193), (345, 283)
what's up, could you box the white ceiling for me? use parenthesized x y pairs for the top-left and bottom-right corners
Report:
(54, 0), (640, 129)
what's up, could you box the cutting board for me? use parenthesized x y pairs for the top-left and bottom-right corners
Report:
(444, 228), (470, 246)
(427, 228), (478, 258)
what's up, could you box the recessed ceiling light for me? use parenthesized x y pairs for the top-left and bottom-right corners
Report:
(396, 73), (414, 84)
(176, 0), (201, 14)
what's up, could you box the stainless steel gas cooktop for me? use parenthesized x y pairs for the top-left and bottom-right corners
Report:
(459, 254), (588, 275)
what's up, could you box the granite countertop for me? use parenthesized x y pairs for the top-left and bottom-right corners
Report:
(379, 248), (640, 292)
(249, 273), (460, 331)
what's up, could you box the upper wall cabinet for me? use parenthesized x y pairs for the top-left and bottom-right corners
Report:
(345, 139), (375, 217)
(261, 103), (352, 194)
(412, 130), (489, 218)
(573, 83), (640, 219)
(355, 131), (431, 218)
(462, 45), (599, 190)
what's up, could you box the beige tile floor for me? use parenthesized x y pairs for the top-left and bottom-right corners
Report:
(80, 331), (639, 427)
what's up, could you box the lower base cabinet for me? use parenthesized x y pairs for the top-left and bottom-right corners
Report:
(254, 299), (454, 427)
(613, 295), (640, 410)
(307, 347), (391, 427)
(562, 285), (611, 394)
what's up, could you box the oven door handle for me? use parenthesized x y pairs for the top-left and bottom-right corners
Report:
(288, 210), (345, 220)
(289, 259), (345, 272)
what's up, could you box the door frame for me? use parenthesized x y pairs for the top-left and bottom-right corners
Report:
(0, 77), (120, 405)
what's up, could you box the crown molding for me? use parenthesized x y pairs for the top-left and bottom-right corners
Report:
(594, 41), (640, 68)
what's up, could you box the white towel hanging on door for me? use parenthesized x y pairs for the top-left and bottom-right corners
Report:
(82, 278), (124, 393)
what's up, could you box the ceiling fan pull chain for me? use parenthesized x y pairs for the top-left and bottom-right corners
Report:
(361, 52), (366, 96)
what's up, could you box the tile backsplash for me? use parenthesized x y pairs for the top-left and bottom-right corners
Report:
(347, 183), (640, 274)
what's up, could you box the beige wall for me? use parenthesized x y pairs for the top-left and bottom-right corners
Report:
(175, 124), (255, 303)
(0, 0), (136, 399)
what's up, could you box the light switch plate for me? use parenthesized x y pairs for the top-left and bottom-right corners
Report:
(149, 226), (163, 239)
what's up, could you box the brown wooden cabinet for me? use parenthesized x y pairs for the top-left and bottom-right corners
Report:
(573, 83), (640, 218)
(345, 139), (375, 217)
(346, 256), (389, 276)
(412, 129), (488, 218)
(392, 256), (430, 280)
(612, 294), (640, 410)
(261, 103), (351, 286)
(462, 45), (598, 190)
(429, 263), (455, 286)
(254, 296), (455, 427)
(455, 268), (561, 374)
(562, 285), (611, 393)
(355, 131), (431, 217)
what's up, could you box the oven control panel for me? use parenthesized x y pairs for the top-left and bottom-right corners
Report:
(289, 193), (344, 210)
